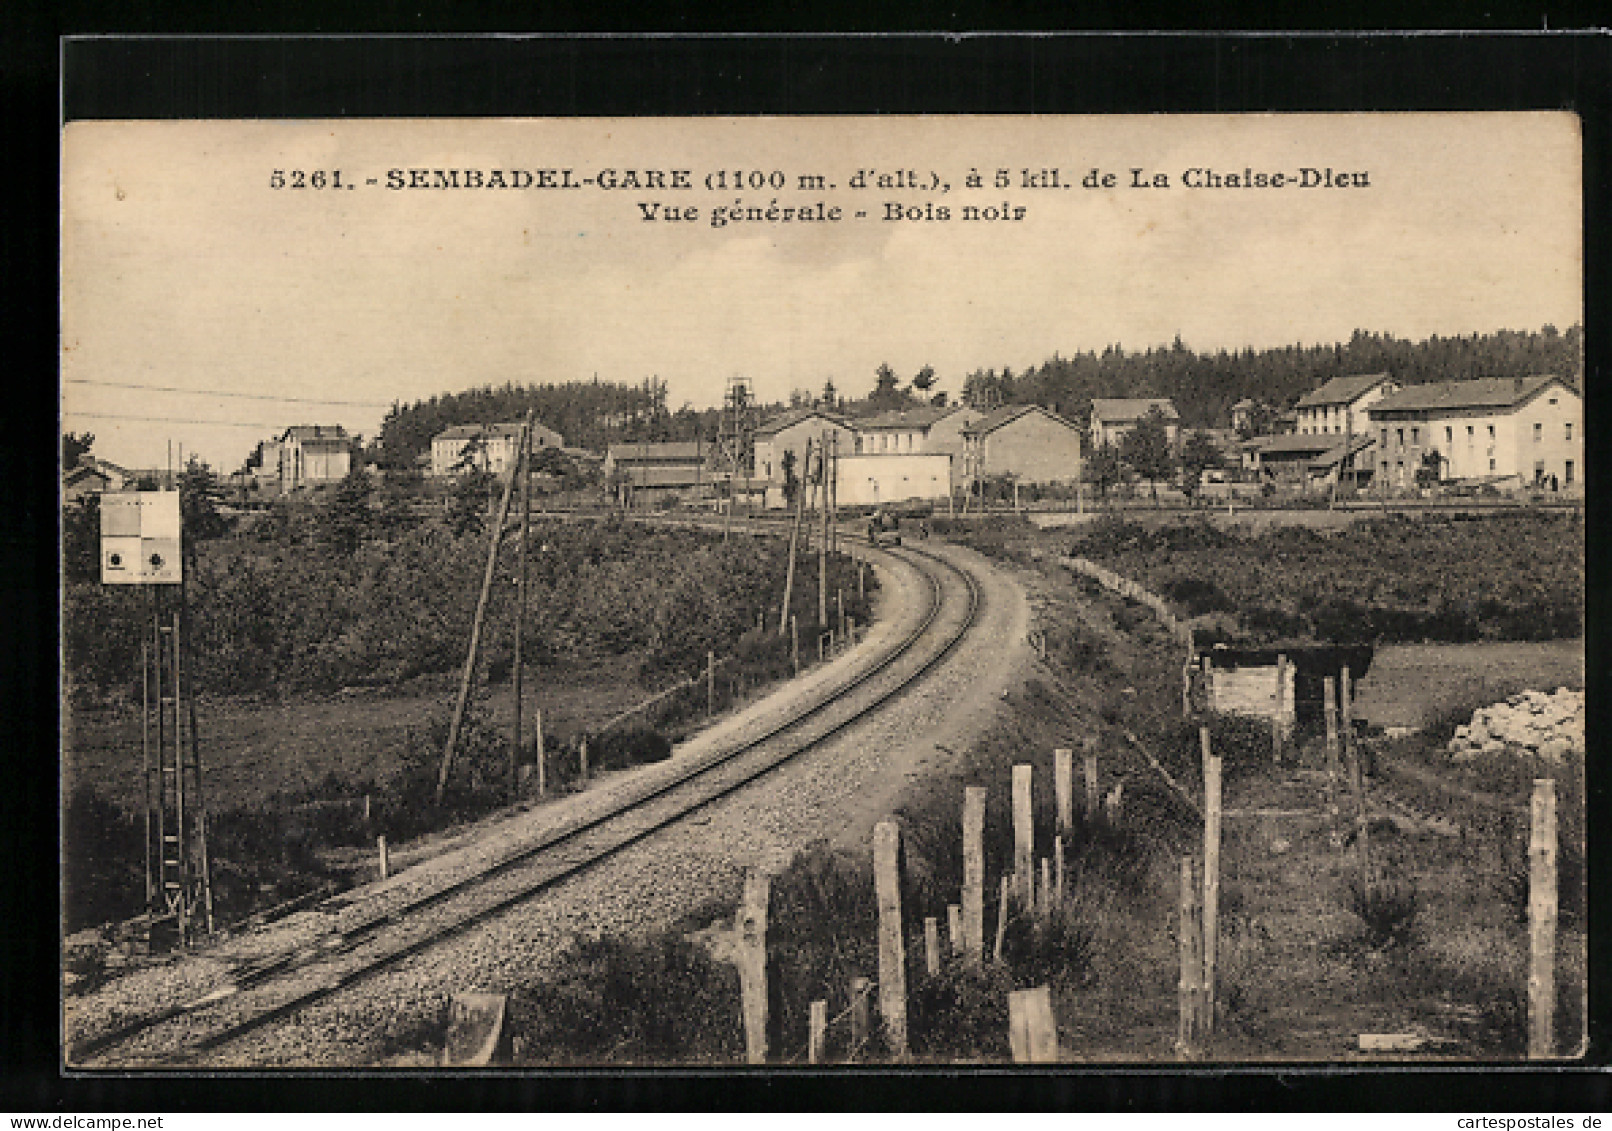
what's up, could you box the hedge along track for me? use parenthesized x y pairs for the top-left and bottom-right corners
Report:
(72, 541), (981, 1067)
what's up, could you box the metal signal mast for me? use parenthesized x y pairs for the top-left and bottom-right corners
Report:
(717, 375), (758, 527)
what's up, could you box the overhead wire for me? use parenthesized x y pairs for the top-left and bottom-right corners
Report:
(63, 378), (393, 409)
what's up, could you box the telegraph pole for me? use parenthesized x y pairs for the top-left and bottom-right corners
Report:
(512, 412), (534, 802)
(818, 430), (829, 627)
(780, 438), (810, 634)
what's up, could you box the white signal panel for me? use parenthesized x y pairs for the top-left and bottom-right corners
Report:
(100, 491), (183, 585)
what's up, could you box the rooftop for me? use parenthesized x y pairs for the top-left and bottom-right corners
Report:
(962, 404), (1078, 437)
(1294, 373), (1394, 409)
(606, 441), (709, 463)
(854, 405), (967, 431)
(281, 424), (350, 443)
(754, 408), (851, 437)
(1369, 375), (1571, 414)
(433, 422), (528, 441)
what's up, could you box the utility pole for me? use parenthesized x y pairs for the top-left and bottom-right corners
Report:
(779, 438), (811, 634)
(829, 431), (839, 554)
(818, 430), (829, 627)
(438, 419), (527, 804)
(512, 412), (534, 802)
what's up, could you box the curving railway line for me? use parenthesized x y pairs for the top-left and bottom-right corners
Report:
(70, 541), (982, 1068)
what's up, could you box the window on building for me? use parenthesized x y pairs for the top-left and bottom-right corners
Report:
(1411, 427), (1420, 445)
(1380, 429), (1388, 449)
(1565, 422), (1573, 443)
(1488, 424), (1495, 439)
(1396, 428), (1404, 446)
(1445, 426), (1453, 443)
(1489, 458), (1496, 472)
(1534, 422), (1543, 443)
(1565, 460), (1574, 485)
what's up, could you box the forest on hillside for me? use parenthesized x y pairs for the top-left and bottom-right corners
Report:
(370, 325), (1583, 467)
(961, 325), (1584, 429)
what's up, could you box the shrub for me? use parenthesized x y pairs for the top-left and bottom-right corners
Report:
(590, 726), (673, 771)
(766, 845), (881, 1060)
(510, 933), (742, 1063)
(1342, 866), (1420, 950)
(63, 786), (145, 932)
(1160, 575), (1233, 616)
(908, 962), (1015, 1059)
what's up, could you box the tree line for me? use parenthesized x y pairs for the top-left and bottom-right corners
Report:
(959, 325), (1583, 429)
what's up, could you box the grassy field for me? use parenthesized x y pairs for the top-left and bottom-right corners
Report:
(1352, 639), (1584, 730)
(63, 667), (651, 816)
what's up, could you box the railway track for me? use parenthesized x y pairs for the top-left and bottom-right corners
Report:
(71, 542), (981, 1067)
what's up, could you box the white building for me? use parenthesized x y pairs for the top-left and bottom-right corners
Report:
(834, 453), (953, 507)
(1088, 398), (1180, 451)
(1293, 373), (1399, 437)
(430, 421), (565, 477)
(278, 425), (351, 489)
(1366, 375), (1582, 489)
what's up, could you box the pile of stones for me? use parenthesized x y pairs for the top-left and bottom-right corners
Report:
(1447, 687), (1584, 764)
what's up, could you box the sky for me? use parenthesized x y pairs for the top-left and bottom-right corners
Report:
(61, 113), (1582, 473)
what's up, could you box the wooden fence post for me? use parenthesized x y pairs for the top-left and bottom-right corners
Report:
(1054, 836), (1065, 911)
(1176, 856), (1203, 1059)
(947, 904), (962, 953)
(791, 616), (800, 675)
(873, 821), (909, 1059)
(1040, 858), (1053, 919)
(1528, 777), (1558, 1059)
(1054, 748), (1074, 832)
(707, 650), (715, 717)
(808, 1000), (827, 1064)
(579, 738), (589, 783)
(962, 786), (986, 965)
(848, 976), (871, 1056)
(859, 560), (866, 601)
(1084, 747), (1100, 821)
(1008, 985), (1059, 1063)
(1200, 727), (1222, 1033)
(534, 708), (546, 798)
(1012, 764), (1034, 906)
(993, 873), (1011, 963)
(1272, 654), (1289, 764)
(377, 835), (389, 880)
(736, 869), (771, 1065)
(924, 916), (940, 977)
(1324, 674), (1341, 826)
(1105, 781), (1125, 826)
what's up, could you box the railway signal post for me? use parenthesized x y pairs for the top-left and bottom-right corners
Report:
(101, 488), (214, 946)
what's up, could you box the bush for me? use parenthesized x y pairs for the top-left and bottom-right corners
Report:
(63, 787), (145, 932)
(1160, 575), (1233, 616)
(510, 933), (742, 1063)
(908, 962), (1015, 1058)
(590, 726), (673, 771)
(1342, 865), (1420, 950)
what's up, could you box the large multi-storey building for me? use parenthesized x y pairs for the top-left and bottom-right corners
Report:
(1366, 375), (1582, 489)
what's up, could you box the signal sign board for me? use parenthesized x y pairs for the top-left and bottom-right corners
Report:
(100, 490), (182, 585)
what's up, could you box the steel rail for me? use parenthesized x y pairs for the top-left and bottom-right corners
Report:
(74, 542), (980, 1066)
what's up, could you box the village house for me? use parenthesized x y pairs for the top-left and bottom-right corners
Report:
(1229, 398), (1260, 435)
(960, 404), (1084, 487)
(1088, 398), (1180, 451)
(752, 408), (858, 487)
(62, 456), (135, 501)
(277, 425), (352, 490)
(603, 440), (715, 506)
(1293, 373), (1399, 438)
(1240, 433), (1377, 489)
(430, 421), (564, 478)
(846, 403), (985, 499)
(1366, 375), (1582, 491)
